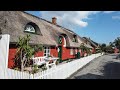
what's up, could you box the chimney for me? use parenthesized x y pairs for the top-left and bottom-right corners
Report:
(52, 17), (57, 25)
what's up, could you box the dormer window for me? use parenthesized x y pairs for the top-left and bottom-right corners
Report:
(72, 35), (77, 42)
(24, 22), (42, 35)
(25, 24), (36, 33)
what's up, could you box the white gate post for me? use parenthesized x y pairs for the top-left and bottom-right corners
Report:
(0, 34), (10, 79)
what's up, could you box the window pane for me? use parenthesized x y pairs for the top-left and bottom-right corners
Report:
(44, 50), (46, 53)
(48, 49), (50, 53)
(25, 25), (35, 33)
(44, 47), (46, 49)
(44, 54), (46, 56)
(44, 47), (50, 57)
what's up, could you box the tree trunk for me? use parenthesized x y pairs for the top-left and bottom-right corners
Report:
(21, 50), (24, 72)
(21, 60), (24, 72)
(21, 53), (26, 72)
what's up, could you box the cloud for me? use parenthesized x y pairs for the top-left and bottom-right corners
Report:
(40, 11), (100, 30)
(112, 16), (120, 19)
(103, 11), (115, 14)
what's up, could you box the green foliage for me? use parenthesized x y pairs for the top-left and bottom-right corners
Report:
(33, 64), (38, 69)
(105, 45), (114, 53)
(79, 43), (91, 55)
(99, 43), (107, 52)
(96, 49), (102, 53)
(113, 37), (120, 50)
(79, 44), (86, 52)
(99, 43), (114, 54)
(14, 34), (43, 71)
(31, 65), (39, 74)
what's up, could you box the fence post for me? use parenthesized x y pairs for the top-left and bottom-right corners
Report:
(0, 34), (10, 79)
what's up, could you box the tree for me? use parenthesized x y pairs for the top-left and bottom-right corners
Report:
(14, 34), (43, 72)
(105, 45), (114, 53)
(109, 42), (114, 47)
(79, 43), (91, 56)
(113, 37), (120, 50)
(99, 43), (106, 52)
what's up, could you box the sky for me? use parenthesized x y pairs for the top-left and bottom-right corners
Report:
(26, 11), (120, 45)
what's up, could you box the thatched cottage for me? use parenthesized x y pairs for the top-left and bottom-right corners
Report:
(82, 37), (99, 53)
(0, 11), (94, 68)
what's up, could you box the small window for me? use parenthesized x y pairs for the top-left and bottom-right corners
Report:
(70, 48), (73, 55)
(75, 49), (77, 54)
(72, 35), (77, 42)
(44, 47), (51, 57)
(58, 37), (62, 44)
(25, 24), (36, 33)
(24, 22), (42, 35)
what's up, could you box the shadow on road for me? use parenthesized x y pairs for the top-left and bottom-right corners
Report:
(74, 61), (120, 79)
(74, 73), (103, 79)
(108, 54), (118, 56)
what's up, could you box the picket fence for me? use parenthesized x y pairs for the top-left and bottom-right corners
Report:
(30, 53), (103, 79)
(1, 53), (103, 79)
(0, 34), (103, 79)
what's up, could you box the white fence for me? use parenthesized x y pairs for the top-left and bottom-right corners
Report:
(0, 34), (10, 79)
(30, 53), (103, 79)
(5, 69), (30, 79)
(0, 34), (103, 79)
(0, 34), (30, 79)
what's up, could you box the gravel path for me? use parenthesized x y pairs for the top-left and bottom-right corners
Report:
(69, 53), (120, 79)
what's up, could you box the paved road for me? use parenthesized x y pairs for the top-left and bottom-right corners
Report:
(69, 53), (120, 79)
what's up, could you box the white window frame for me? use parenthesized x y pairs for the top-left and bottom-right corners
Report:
(70, 48), (73, 55)
(63, 37), (66, 47)
(25, 24), (36, 33)
(75, 49), (77, 54)
(44, 47), (51, 57)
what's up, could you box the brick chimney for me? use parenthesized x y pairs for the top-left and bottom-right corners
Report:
(52, 17), (57, 25)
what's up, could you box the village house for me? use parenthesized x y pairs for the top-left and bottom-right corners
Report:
(82, 37), (99, 53)
(0, 11), (94, 69)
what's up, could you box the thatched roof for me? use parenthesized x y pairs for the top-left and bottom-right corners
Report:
(82, 37), (98, 48)
(0, 11), (92, 48)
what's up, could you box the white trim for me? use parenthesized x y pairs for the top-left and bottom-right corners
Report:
(63, 37), (66, 47)
(75, 48), (77, 54)
(70, 48), (73, 55)
(25, 24), (36, 33)
(59, 35), (66, 47)
(44, 47), (51, 57)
